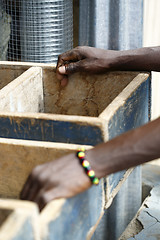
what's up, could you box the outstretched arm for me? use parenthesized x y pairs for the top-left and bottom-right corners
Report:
(56, 46), (160, 86)
(20, 117), (160, 210)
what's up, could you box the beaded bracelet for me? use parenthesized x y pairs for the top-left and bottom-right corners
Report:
(77, 148), (99, 185)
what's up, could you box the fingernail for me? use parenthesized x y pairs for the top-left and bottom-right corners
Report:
(59, 66), (66, 74)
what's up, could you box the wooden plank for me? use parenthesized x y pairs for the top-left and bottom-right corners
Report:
(43, 70), (139, 116)
(0, 67), (44, 113)
(0, 138), (92, 198)
(104, 74), (150, 200)
(40, 186), (104, 240)
(93, 74), (151, 239)
(0, 63), (151, 239)
(0, 66), (25, 90)
(0, 199), (39, 240)
(0, 61), (55, 92)
(0, 66), (150, 202)
(0, 139), (104, 239)
(0, 113), (104, 145)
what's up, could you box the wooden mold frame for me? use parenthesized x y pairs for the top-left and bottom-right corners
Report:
(0, 61), (150, 144)
(0, 139), (105, 240)
(0, 61), (151, 199)
(0, 61), (151, 239)
(0, 199), (39, 240)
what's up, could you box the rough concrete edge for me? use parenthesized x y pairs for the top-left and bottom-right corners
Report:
(142, 163), (160, 201)
(119, 184), (160, 240)
(118, 203), (145, 240)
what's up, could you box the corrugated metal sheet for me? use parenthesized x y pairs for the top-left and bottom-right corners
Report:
(79, 0), (143, 50)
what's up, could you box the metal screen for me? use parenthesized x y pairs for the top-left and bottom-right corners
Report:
(0, 0), (73, 63)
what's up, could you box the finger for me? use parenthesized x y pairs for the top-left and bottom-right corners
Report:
(34, 188), (61, 211)
(24, 183), (40, 201)
(56, 71), (64, 81)
(65, 60), (86, 74)
(66, 58), (108, 74)
(56, 49), (80, 69)
(20, 166), (43, 200)
(58, 65), (66, 75)
(60, 77), (68, 87)
(56, 65), (68, 87)
(20, 174), (33, 200)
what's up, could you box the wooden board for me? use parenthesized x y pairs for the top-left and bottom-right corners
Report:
(0, 67), (44, 112)
(0, 62), (151, 239)
(0, 63), (151, 202)
(0, 199), (39, 240)
(0, 139), (104, 240)
(0, 138), (92, 198)
(102, 74), (151, 203)
(43, 70), (139, 116)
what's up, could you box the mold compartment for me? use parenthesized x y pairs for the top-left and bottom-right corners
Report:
(0, 62), (151, 240)
(0, 62), (151, 147)
(0, 139), (103, 240)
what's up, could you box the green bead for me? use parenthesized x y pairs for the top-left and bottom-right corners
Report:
(93, 177), (99, 185)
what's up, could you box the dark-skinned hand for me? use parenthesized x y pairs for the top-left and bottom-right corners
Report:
(20, 152), (91, 211)
(56, 45), (160, 86)
(56, 46), (119, 86)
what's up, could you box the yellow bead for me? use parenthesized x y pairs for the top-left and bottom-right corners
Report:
(78, 147), (85, 152)
(82, 160), (90, 168)
(81, 147), (85, 152)
(78, 151), (85, 158)
(88, 170), (95, 177)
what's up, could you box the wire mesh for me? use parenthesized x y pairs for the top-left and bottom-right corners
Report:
(0, 0), (73, 63)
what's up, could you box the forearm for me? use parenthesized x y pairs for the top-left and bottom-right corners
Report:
(108, 46), (160, 72)
(87, 117), (160, 178)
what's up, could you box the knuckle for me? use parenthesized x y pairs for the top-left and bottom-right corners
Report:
(75, 46), (81, 51)
(30, 166), (44, 183)
(57, 55), (63, 65)
(31, 165), (41, 176)
(66, 63), (76, 73)
(30, 169), (38, 179)
(58, 54), (62, 61)
(75, 46), (83, 55)
(40, 193), (49, 205)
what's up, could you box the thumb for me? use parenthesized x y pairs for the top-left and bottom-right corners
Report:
(58, 61), (81, 75)
(58, 65), (67, 75)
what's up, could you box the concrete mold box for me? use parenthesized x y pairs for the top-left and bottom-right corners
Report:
(0, 62), (151, 197)
(0, 62), (150, 146)
(0, 140), (102, 240)
(0, 62), (151, 239)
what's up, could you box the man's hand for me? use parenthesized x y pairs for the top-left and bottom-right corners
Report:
(56, 46), (160, 87)
(56, 46), (118, 87)
(20, 153), (91, 211)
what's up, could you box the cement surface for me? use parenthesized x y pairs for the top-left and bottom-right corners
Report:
(119, 184), (160, 240)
